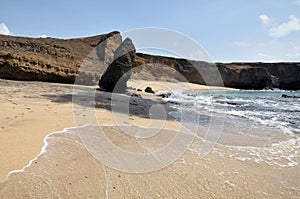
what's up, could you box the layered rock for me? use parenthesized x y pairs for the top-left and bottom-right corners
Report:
(133, 53), (300, 90)
(0, 31), (121, 85)
(0, 33), (299, 90)
(99, 38), (136, 93)
(215, 64), (270, 89)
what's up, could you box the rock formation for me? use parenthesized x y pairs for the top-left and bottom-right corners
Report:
(0, 31), (121, 85)
(144, 87), (155, 94)
(98, 38), (136, 93)
(282, 94), (300, 98)
(215, 62), (300, 90)
(0, 33), (299, 90)
(215, 64), (270, 89)
(134, 53), (300, 90)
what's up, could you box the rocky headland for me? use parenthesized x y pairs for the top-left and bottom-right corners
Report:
(0, 31), (299, 90)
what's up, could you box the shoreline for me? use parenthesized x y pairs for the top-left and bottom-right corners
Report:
(0, 78), (237, 182)
(0, 78), (199, 182)
(6, 126), (71, 177)
(2, 124), (299, 198)
(7, 123), (298, 179)
(1, 79), (299, 198)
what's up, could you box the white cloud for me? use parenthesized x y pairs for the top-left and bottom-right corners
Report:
(296, 0), (300, 5)
(259, 14), (270, 25)
(269, 16), (300, 37)
(0, 23), (10, 35)
(39, 34), (47, 38)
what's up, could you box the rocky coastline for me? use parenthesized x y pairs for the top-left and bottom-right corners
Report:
(0, 31), (299, 90)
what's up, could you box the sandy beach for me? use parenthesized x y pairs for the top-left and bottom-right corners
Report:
(0, 79), (299, 198)
(0, 78), (233, 182)
(1, 0), (300, 197)
(0, 79), (175, 181)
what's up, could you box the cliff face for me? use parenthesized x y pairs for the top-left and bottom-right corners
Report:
(0, 33), (299, 90)
(215, 62), (300, 90)
(0, 31), (121, 85)
(215, 64), (271, 89)
(134, 53), (300, 90)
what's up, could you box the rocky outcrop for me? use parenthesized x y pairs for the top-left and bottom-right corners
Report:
(99, 38), (136, 93)
(0, 31), (121, 85)
(1, 33), (299, 90)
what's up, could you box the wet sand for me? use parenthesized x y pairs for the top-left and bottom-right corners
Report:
(0, 79), (299, 198)
(1, 126), (299, 198)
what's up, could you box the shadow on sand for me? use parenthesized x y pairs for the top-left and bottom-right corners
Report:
(41, 87), (176, 120)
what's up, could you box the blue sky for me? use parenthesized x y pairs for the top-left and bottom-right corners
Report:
(1, 0), (300, 62)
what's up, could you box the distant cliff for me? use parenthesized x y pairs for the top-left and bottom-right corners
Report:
(216, 62), (300, 90)
(134, 53), (300, 90)
(0, 33), (299, 90)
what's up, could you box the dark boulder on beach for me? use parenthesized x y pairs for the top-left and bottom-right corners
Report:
(145, 87), (155, 94)
(99, 38), (136, 93)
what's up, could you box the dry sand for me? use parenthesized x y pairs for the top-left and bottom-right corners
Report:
(128, 79), (238, 92)
(0, 79), (299, 198)
(0, 79), (193, 182)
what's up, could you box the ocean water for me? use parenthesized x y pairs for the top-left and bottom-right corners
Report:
(163, 89), (300, 167)
(164, 89), (300, 137)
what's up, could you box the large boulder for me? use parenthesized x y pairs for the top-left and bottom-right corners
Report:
(99, 38), (136, 93)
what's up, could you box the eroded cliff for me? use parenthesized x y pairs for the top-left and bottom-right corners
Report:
(0, 33), (299, 90)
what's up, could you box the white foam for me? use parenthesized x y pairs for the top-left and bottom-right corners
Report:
(6, 123), (200, 179)
(7, 127), (70, 178)
(6, 124), (118, 179)
(223, 137), (300, 168)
